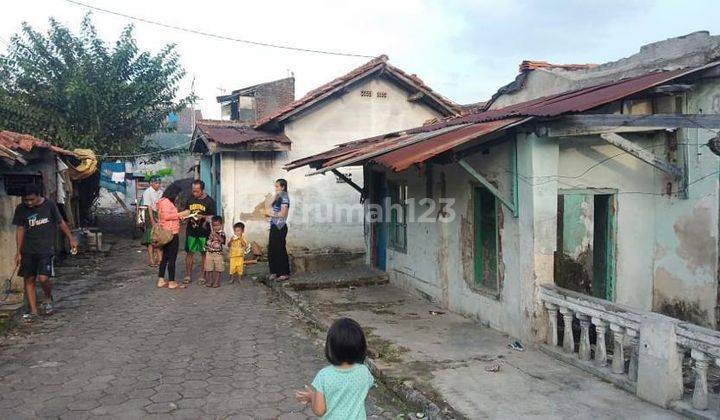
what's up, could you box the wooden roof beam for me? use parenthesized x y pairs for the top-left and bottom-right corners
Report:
(599, 132), (682, 179)
(542, 114), (720, 137)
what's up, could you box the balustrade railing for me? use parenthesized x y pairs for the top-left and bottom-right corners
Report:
(539, 285), (720, 418)
(539, 285), (640, 391)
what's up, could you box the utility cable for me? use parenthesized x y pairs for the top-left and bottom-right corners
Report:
(64, 0), (375, 59)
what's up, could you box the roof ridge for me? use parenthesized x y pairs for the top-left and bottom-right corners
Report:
(254, 54), (459, 128)
(520, 60), (599, 72)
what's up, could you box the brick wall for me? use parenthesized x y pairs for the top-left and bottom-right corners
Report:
(254, 77), (295, 121)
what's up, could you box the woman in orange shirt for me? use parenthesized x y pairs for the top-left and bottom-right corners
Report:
(156, 185), (191, 289)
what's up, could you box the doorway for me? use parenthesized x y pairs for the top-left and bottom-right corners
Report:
(554, 190), (616, 300)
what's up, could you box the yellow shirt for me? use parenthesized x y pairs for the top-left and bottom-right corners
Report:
(229, 236), (247, 258)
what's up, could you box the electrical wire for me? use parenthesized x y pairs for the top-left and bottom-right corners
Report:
(64, 0), (375, 59)
(102, 140), (192, 159)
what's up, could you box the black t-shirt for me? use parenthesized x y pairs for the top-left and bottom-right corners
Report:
(12, 199), (63, 255)
(185, 195), (216, 237)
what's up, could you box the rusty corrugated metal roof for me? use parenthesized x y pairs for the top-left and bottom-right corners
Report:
(194, 120), (290, 146)
(286, 61), (720, 173)
(373, 118), (526, 172)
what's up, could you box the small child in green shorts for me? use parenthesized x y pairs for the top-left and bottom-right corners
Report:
(295, 318), (374, 420)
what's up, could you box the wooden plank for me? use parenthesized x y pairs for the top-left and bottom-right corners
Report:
(545, 124), (667, 137)
(546, 114), (720, 132)
(458, 158), (516, 214)
(331, 169), (363, 195)
(599, 133), (683, 179)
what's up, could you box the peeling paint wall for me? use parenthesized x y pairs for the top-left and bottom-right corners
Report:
(219, 76), (442, 251)
(650, 78), (720, 327)
(369, 77), (720, 340)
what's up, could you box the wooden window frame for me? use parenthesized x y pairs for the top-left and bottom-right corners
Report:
(473, 186), (500, 293)
(387, 181), (408, 253)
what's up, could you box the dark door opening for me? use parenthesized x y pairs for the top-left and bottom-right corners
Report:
(555, 191), (616, 300)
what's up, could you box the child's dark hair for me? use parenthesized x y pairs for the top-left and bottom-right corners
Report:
(211, 215), (223, 223)
(325, 318), (367, 365)
(233, 222), (245, 231)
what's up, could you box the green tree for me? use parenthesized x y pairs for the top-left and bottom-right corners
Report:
(0, 15), (193, 156)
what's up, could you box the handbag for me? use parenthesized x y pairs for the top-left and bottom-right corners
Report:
(151, 224), (173, 247)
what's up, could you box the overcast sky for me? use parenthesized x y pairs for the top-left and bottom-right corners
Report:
(1, 0), (719, 119)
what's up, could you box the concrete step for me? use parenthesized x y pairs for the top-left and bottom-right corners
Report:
(289, 251), (365, 275)
(288, 265), (388, 291)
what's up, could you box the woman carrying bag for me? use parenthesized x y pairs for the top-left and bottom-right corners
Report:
(155, 185), (191, 289)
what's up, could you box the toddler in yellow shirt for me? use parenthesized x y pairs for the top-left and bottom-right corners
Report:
(228, 222), (249, 283)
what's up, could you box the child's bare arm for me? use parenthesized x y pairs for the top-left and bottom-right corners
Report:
(310, 389), (326, 416)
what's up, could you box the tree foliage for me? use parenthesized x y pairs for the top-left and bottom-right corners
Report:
(0, 15), (193, 156)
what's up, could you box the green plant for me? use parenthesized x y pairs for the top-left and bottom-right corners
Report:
(0, 14), (195, 156)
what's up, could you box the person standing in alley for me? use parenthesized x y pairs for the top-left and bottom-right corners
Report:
(141, 176), (163, 267)
(265, 178), (290, 281)
(156, 185), (191, 289)
(183, 180), (215, 285)
(13, 184), (78, 321)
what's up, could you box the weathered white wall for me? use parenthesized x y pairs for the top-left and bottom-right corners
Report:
(219, 76), (442, 251)
(373, 137), (534, 340)
(650, 79), (720, 327)
(372, 96), (720, 339)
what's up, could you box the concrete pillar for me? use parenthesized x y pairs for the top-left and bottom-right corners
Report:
(691, 349), (709, 410)
(636, 317), (683, 408)
(544, 303), (559, 346)
(610, 324), (626, 374)
(626, 328), (639, 382)
(577, 314), (591, 361)
(592, 317), (608, 367)
(516, 132), (559, 343)
(560, 307), (575, 354)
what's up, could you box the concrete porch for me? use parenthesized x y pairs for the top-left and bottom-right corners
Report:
(267, 275), (680, 419)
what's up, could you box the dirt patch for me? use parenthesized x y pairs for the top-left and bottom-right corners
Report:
(554, 249), (593, 295)
(238, 194), (273, 221)
(674, 203), (716, 275)
(655, 297), (709, 326)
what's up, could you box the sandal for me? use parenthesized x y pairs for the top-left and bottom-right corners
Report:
(212, 281), (220, 288)
(22, 313), (37, 323)
(198, 277), (206, 286)
(157, 279), (169, 288)
(205, 281), (214, 288)
(182, 277), (191, 284)
(168, 281), (187, 289)
(277, 275), (290, 282)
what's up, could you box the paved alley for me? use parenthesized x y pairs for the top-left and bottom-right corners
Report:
(0, 230), (404, 419)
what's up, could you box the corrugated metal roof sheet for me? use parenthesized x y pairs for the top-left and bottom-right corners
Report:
(372, 118), (526, 172)
(194, 120), (290, 146)
(286, 60), (720, 173)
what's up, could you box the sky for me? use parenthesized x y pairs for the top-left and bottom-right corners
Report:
(1, 0), (719, 119)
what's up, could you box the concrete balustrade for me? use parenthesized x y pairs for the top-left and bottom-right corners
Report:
(540, 284), (720, 419)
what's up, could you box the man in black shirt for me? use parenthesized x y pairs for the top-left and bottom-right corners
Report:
(183, 180), (216, 284)
(13, 185), (78, 320)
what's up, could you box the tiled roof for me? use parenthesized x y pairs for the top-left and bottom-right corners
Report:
(194, 120), (290, 146)
(0, 131), (74, 164)
(254, 55), (459, 129)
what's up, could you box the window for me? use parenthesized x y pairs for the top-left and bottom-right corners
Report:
(388, 181), (408, 252)
(473, 187), (499, 291)
(376, 91), (388, 99)
(360, 90), (372, 98)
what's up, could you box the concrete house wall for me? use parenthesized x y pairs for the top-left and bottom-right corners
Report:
(366, 76), (720, 340)
(219, 76), (442, 251)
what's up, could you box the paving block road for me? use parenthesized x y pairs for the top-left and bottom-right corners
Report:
(0, 232), (405, 419)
